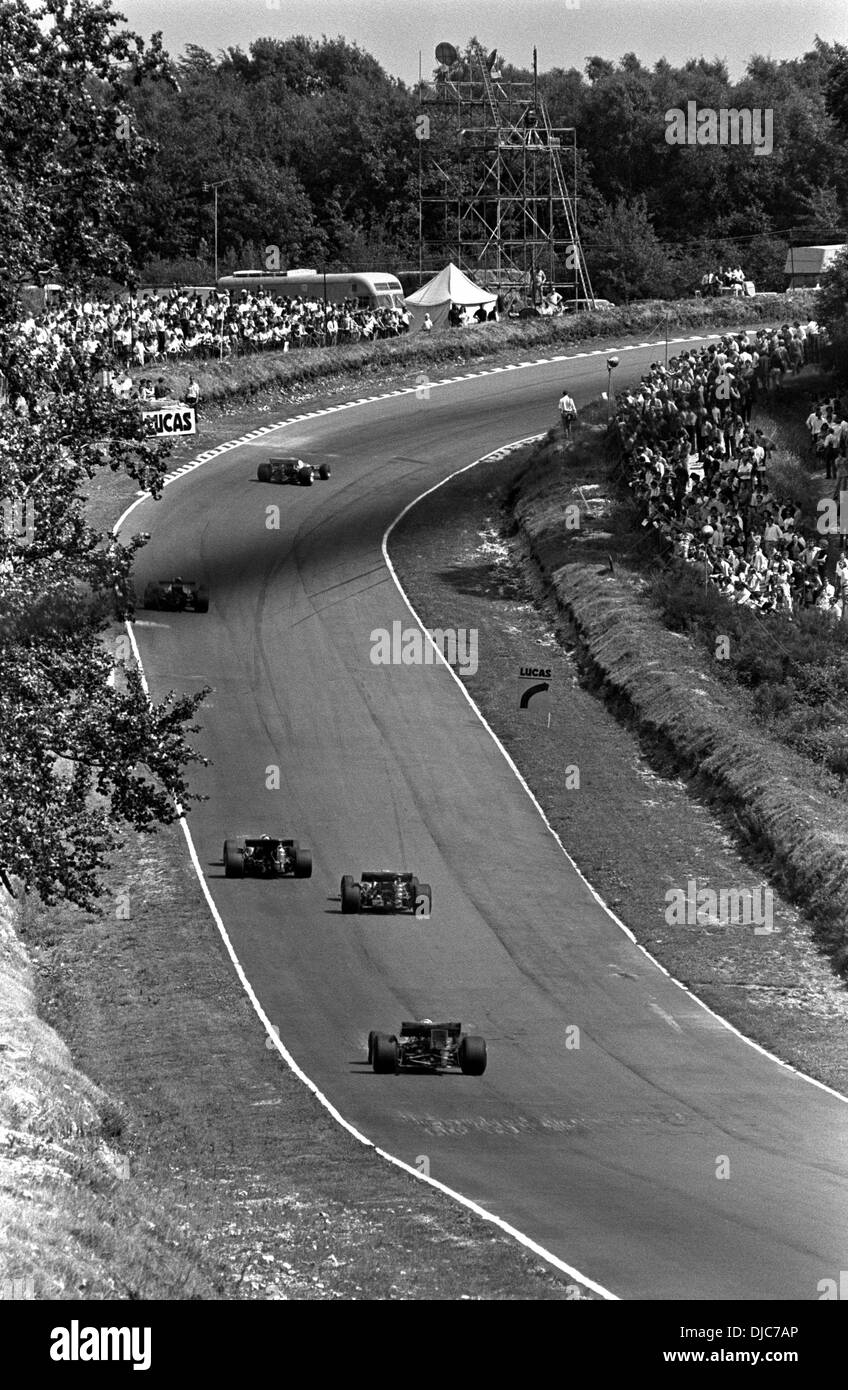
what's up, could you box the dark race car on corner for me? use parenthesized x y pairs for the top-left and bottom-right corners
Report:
(257, 455), (331, 486)
(340, 871), (431, 916)
(367, 1021), (487, 1075)
(223, 835), (312, 878)
(141, 576), (209, 612)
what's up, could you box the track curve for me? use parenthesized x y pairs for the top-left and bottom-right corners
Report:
(121, 340), (848, 1300)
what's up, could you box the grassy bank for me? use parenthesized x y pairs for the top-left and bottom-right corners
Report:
(143, 292), (816, 408)
(0, 884), (218, 1298)
(509, 396), (848, 977)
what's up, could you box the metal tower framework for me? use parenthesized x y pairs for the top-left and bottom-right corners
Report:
(418, 44), (595, 308)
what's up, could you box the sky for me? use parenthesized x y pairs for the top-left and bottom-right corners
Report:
(116, 0), (848, 84)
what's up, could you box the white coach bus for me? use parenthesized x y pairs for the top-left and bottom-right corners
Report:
(216, 268), (404, 311)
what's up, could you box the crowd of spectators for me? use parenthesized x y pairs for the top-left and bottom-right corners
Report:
(699, 265), (749, 296)
(14, 285), (412, 375)
(613, 321), (848, 619)
(447, 301), (496, 327)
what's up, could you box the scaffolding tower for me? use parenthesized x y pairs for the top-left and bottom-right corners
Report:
(418, 42), (595, 309)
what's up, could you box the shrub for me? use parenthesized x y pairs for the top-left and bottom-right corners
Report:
(752, 680), (795, 721)
(825, 741), (848, 779)
(821, 317), (848, 385)
(765, 453), (819, 520)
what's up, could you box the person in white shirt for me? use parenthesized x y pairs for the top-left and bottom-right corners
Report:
(112, 371), (133, 400)
(558, 390), (577, 440)
(835, 553), (848, 617)
(805, 407), (823, 436)
(816, 580), (836, 612)
(806, 320), (820, 363)
(762, 516), (783, 557)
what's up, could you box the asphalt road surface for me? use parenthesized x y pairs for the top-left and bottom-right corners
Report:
(122, 338), (848, 1300)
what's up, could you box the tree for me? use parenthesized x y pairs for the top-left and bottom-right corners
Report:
(583, 198), (670, 301)
(125, 34), (417, 276)
(0, 335), (209, 906)
(0, 0), (173, 310)
(816, 246), (848, 327)
(0, 2), (207, 906)
(824, 41), (848, 133)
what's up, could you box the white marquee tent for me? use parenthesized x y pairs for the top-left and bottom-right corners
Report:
(404, 262), (497, 332)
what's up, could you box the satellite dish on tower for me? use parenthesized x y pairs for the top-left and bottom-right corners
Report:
(435, 42), (459, 67)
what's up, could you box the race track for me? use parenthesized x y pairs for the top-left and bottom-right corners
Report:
(122, 340), (848, 1300)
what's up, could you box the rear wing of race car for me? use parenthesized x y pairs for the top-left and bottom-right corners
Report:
(400, 1021), (462, 1038)
(243, 837), (298, 849)
(361, 871), (414, 882)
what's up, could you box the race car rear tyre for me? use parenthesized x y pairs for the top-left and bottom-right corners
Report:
(409, 875), (419, 911)
(340, 876), (361, 913)
(458, 1036), (487, 1076)
(143, 587), (157, 610)
(300, 473), (314, 486)
(318, 463), (331, 480)
(416, 883), (433, 917)
(372, 1034), (399, 1074)
(293, 849), (312, 878)
(257, 463), (272, 482)
(195, 587), (209, 613)
(223, 838), (245, 878)
(367, 1030), (377, 1064)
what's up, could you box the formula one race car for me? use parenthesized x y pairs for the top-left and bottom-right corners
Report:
(367, 1021), (487, 1075)
(223, 834), (312, 878)
(340, 871), (432, 916)
(141, 576), (209, 612)
(257, 455), (331, 486)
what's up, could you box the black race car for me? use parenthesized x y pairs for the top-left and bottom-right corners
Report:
(340, 871), (431, 916)
(367, 1021), (487, 1075)
(223, 835), (312, 878)
(141, 576), (209, 612)
(257, 456), (331, 486)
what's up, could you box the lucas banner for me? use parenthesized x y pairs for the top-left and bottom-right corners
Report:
(143, 404), (196, 437)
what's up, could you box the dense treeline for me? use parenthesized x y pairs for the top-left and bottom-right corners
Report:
(116, 34), (848, 300)
(125, 36), (418, 280)
(538, 42), (848, 295)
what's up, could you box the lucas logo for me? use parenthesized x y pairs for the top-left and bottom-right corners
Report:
(519, 666), (551, 678)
